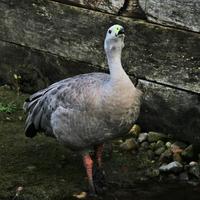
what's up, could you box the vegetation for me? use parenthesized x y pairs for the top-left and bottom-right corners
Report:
(0, 102), (17, 113)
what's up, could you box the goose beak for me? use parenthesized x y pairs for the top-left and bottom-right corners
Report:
(118, 27), (125, 36)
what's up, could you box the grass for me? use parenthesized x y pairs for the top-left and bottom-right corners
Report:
(0, 102), (17, 113)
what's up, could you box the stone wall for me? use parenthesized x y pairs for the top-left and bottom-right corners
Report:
(0, 0), (199, 144)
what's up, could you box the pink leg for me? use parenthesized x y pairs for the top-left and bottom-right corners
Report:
(83, 154), (95, 194)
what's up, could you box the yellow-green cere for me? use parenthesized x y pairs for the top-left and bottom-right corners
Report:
(113, 25), (122, 34)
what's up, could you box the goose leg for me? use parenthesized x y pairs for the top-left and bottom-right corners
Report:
(93, 144), (106, 193)
(95, 144), (104, 168)
(83, 154), (96, 195)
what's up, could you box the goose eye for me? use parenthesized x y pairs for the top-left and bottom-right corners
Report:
(108, 30), (112, 34)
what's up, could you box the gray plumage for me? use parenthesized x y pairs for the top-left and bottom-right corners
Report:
(24, 25), (142, 153)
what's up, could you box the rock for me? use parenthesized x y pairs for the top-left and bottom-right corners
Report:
(146, 168), (160, 178)
(155, 147), (166, 156)
(165, 142), (172, 148)
(181, 145), (194, 161)
(179, 172), (189, 181)
(189, 165), (200, 179)
(149, 142), (157, 151)
(173, 141), (188, 149)
(129, 124), (141, 138)
(189, 161), (198, 167)
(139, 0), (200, 33)
(171, 142), (187, 154)
(138, 133), (148, 143)
(188, 180), (200, 186)
(18, 116), (23, 121)
(171, 145), (183, 154)
(27, 165), (36, 171)
(159, 149), (172, 163)
(140, 141), (149, 150)
(73, 191), (87, 199)
(147, 132), (168, 143)
(120, 138), (138, 151)
(147, 149), (155, 160)
(173, 153), (182, 163)
(155, 140), (165, 149)
(159, 161), (183, 173)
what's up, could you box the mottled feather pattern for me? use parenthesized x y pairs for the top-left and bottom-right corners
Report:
(24, 72), (142, 150)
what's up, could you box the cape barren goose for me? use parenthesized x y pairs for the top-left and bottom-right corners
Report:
(24, 24), (142, 195)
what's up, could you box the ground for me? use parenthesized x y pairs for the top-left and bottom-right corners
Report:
(0, 86), (200, 200)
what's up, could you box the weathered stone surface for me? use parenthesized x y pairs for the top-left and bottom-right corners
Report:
(53, 0), (144, 18)
(137, 80), (200, 145)
(0, 40), (100, 93)
(139, 0), (200, 33)
(0, 0), (199, 93)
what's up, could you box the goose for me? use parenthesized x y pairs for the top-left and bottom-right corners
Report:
(23, 24), (142, 195)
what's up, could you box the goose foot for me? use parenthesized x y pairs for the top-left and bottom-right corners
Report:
(93, 167), (107, 194)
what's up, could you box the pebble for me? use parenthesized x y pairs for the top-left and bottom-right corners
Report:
(73, 191), (87, 199)
(159, 149), (172, 163)
(155, 147), (166, 156)
(159, 161), (183, 173)
(140, 141), (149, 149)
(181, 145), (193, 160)
(147, 131), (168, 143)
(120, 138), (138, 151)
(173, 152), (182, 163)
(189, 161), (198, 166)
(147, 149), (155, 160)
(129, 124), (141, 137)
(27, 165), (36, 171)
(165, 142), (172, 148)
(146, 169), (160, 177)
(189, 165), (200, 179)
(18, 116), (23, 121)
(138, 133), (148, 143)
(149, 142), (157, 151)
(173, 141), (187, 149)
(155, 140), (165, 149)
(171, 143), (183, 154)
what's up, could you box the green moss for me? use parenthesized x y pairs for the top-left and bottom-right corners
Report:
(0, 102), (17, 113)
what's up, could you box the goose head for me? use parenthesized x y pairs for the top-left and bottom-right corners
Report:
(104, 24), (125, 54)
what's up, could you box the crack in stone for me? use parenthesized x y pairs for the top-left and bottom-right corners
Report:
(118, 0), (129, 15)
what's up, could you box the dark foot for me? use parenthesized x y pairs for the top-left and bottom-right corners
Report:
(93, 167), (107, 194)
